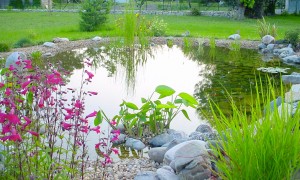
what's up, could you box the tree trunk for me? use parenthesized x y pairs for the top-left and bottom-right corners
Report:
(235, 4), (245, 20)
(245, 0), (264, 18)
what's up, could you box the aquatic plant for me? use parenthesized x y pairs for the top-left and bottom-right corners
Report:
(103, 85), (198, 138)
(0, 57), (117, 179)
(208, 77), (300, 179)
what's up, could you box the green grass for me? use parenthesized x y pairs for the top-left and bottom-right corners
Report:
(0, 11), (299, 47)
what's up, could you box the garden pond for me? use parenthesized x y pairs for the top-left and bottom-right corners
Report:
(45, 44), (300, 159)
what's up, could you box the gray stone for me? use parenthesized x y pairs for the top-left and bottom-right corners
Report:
(156, 166), (179, 180)
(264, 97), (282, 113)
(125, 138), (145, 150)
(148, 147), (168, 163)
(164, 140), (208, 170)
(277, 103), (294, 118)
(92, 36), (102, 41)
(262, 48), (270, 54)
(177, 157), (211, 180)
(42, 52), (53, 57)
(188, 131), (217, 141)
(43, 42), (55, 48)
(181, 31), (190, 37)
(149, 133), (174, 147)
(5, 52), (27, 69)
(112, 133), (127, 145)
(115, 123), (126, 133)
(291, 84), (300, 92)
(53, 37), (69, 43)
(195, 124), (213, 133)
(262, 35), (275, 45)
(285, 91), (300, 103)
(267, 43), (275, 50)
(278, 47), (295, 58)
(282, 74), (300, 84)
(228, 34), (240, 40)
(258, 43), (267, 50)
(282, 55), (300, 64)
(134, 171), (158, 180)
(167, 129), (188, 139)
(165, 138), (188, 151)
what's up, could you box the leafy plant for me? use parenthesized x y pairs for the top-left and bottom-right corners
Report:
(108, 85), (198, 137)
(257, 16), (277, 38)
(13, 38), (34, 48)
(149, 17), (168, 37)
(79, 0), (111, 32)
(208, 77), (300, 179)
(167, 39), (174, 48)
(0, 43), (10, 52)
(30, 51), (42, 62)
(190, 8), (200, 16)
(285, 29), (300, 47)
(9, 0), (24, 9)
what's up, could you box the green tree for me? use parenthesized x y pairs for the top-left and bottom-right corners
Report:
(224, 0), (255, 19)
(9, 0), (24, 9)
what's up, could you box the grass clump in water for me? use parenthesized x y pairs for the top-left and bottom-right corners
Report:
(208, 77), (300, 179)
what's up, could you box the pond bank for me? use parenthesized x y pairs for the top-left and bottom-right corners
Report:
(0, 37), (263, 60)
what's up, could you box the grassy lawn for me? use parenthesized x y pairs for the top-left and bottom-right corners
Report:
(0, 11), (299, 47)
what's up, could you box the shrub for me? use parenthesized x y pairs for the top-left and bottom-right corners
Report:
(190, 8), (200, 16)
(13, 38), (34, 48)
(285, 29), (300, 47)
(149, 17), (167, 37)
(209, 78), (300, 179)
(0, 43), (11, 52)
(9, 0), (24, 9)
(79, 0), (110, 32)
(257, 17), (277, 38)
(32, 0), (41, 7)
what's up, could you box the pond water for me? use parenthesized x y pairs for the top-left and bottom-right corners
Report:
(45, 44), (300, 159)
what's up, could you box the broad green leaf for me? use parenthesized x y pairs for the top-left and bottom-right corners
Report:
(94, 111), (103, 126)
(26, 92), (33, 105)
(178, 92), (198, 105)
(139, 114), (147, 122)
(140, 102), (151, 111)
(155, 85), (175, 99)
(124, 113), (136, 121)
(157, 104), (177, 109)
(129, 118), (138, 128)
(181, 109), (191, 121)
(125, 101), (139, 110)
(0, 68), (8, 75)
(174, 99), (183, 104)
(141, 97), (147, 103)
(154, 100), (161, 105)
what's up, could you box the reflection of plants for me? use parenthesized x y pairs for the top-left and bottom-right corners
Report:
(229, 40), (241, 52)
(167, 39), (173, 48)
(111, 85), (198, 138)
(209, 78), (300, 179)
(209, 37), (216, 60)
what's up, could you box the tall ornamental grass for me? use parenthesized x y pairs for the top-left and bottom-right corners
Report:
(209, 77), (300, 179)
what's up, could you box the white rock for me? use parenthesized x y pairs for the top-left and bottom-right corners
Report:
(262, 35), (275, 45)
(53, 37), (69, 43)
(92, 36), (102, 41)
(228, 34), (241, 40)
(5, 52), (27, 70)
(43, 42), (56, 48)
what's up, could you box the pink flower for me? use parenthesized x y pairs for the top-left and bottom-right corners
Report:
(95, 142), (101, 149)
(80, 118), (88, 124)
(0, 83), (4, 88)
(87, 91), (98, 95)
(5, 88), (12, 96)
(64, 114), (73, 120)
(110, 119), (117, 126)
(74, 100), (82, 108)
(9, 134), (22, 141)
(85, 70), (94, 79)
(111, 148), (119, 154)
(22, 116), (32, 130)
(111, 135), (119, 142)
(21, 80), (31, 89)
(38, 97), (44, 108)
(2, 124), (11, 134)
(0, 112), (6, 123)
(62, 122), (72, 131)
(8, 65), (15, 71)
(111, 129), (120, 136)
(27, 130), (39, 137)
(85, 111), (97, 119)
(64, 108), (73, 114)
(80, 126), (89, 133)
(6, 113), (20, 125)
(90, 126), (100, 134)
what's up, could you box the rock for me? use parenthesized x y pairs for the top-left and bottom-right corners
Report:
(264, 97), (282, 113)
(115, 123), (126, 134)
(148, 147), (168, 163)
(181, 31), (190, 37)
(112, 133), (127, 145)
(53, 37), (69, 43)
(285, 91), (300, 103)
(156, 166), (179, 180)
(5, 52), (27, 69)
(177, 157), (211, 180)
(262, 48), (270, 54)
(282, 55), (300, 64)
(277, 103), (294, 118)
(125, 138), (145, 150)
(258, 43), (267, 50)
(164, 140), (209, 171)
(92, 36), (102, 41)
(282, 74), (300, 84)
(165, 138), (188, 151)
(134, 171), (158, 180)
(167, 129), (188, 139)
(275, 39), (288, 44)
(42, 52), (53, 57)
(43, 42), (55, 48)
(228, 34), (240, 40)
(188, 131), (217, 141)
(267, 44), (275, 51)
(278, 47), (295, 58)
(291, 84), (300, 92)
(195, 124), (213, 133)
(149, 133), (174, 147)
(262, 35), (275, 45)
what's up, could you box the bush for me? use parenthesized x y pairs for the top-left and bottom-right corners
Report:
(13, 38), (34, 48)
(9, 0), (24, 9)
(0, 43), (11, 52)
(190, 8), (200, 16)
(79, 0), (110, 32)
(149, 17), (167, 37)
(257, 17), (277, 38)
(285, 29), (300, 47)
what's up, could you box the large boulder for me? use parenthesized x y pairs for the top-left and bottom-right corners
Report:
(156, 166), (179, 180)
(134, 171), (158, 180)
(92, 36), (102, 41)
(149, 133), (174, 147)
(262, 35), (275, 45)
(178, 157), (211, 180)
(5, 52), (27, 70)
(278, 47), (295, 58)
(125, 138), (145, 150)
(195, 124), (213, 133)
(228, 34), (241, 40)
(43, 42), (56, 48)
(282, 73), (300, 84)
(188, 131), (217, 141)
(112, 133), (127, 145)
(258, 43), (267, 50)
(282, 55), (300, 64)
(148, 147), (168, 163)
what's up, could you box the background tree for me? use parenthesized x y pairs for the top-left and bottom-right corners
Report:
(224, 0), (256, 19)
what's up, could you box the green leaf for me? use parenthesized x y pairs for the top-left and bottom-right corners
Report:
(174, 99), (183, 104)
(27, 92), (33, 105)
(181, 109), (191, 121)
(94, 111), (103, 126)
(154, 100), (161, 105)
(178, 92), (198, 105)
(124, 113), (136, 121)
(129, 118), (138, 128)
(155, 85), (175, 99)
(141, 97), (147, 103)
(138, 114), (147, 122)
(157, 103), (177, 109)
(125, 101), (139, 110)
(0, 68), (8, 75)
(140, 102), (151, 111)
